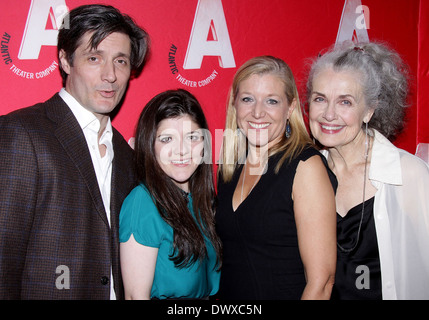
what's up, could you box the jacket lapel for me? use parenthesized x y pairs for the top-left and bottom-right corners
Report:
(46, 94), (110, 227)
(110, 130), (133, 230)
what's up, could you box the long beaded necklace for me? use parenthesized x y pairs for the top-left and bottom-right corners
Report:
(337, 124), (371, 253)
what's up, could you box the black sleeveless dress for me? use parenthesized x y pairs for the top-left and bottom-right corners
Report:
(215, 147), (337, 300)
(331, 197), (382, 300)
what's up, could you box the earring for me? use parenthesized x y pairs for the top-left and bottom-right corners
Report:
(364, 121), (369, 159)
(285, 119), (291, 138)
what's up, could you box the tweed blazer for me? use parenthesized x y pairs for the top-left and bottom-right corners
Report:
(0, 94), (137, 299)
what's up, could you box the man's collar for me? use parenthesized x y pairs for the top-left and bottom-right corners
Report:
(58, 88), (112, 136)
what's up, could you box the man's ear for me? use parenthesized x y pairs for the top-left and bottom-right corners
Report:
(58, 49), (71, 75)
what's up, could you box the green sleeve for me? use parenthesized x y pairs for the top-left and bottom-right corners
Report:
(119, 184), (167, 248)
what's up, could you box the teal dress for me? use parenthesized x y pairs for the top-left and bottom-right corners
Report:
(119, 184), (220, 299)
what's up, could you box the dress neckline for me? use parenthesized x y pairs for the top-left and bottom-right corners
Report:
(232, 160), (269, 213)
(337, 196), (375, 220)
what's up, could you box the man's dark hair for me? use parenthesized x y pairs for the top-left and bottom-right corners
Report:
(57, 4), (149, 86)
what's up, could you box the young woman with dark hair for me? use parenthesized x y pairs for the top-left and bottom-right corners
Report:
(119, 89), (221, 300)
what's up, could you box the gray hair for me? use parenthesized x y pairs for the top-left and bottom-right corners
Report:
(306, 41), (410, 140)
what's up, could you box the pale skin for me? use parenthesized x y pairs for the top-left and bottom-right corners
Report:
(309, 68), (377, 217)
(233, 73), (336, 300)
(121, 116), (204, 300)
(121, 234), (158, 300)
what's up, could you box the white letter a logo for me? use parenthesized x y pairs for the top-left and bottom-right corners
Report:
(18, 0), (69, 60)
(184, 0), (235, 70)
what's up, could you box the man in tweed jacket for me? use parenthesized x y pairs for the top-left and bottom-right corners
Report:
(0, 5), (149, 299)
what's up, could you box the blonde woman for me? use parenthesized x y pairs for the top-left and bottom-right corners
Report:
(216, 56), (337, 300)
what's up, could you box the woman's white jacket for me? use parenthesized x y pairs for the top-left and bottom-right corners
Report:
(322, 129), (429, 300)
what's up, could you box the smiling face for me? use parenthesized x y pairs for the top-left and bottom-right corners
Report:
(234, 73), (295, 149)
(59, 31), (132, 122)
(154, 115), (204, 192)
(309, 68), (374, 153)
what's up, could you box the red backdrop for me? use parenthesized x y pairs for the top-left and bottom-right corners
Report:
(1, 0), (427, 163)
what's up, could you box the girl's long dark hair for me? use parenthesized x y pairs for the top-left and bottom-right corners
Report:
(134, 89), (222, 269)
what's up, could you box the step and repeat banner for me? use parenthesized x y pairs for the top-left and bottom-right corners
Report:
(1, 0), (428, 162)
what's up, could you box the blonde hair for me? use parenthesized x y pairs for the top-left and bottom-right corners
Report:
(218, 56), (312, 182)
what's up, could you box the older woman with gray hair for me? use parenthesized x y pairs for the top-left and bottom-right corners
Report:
(306, 41), (429, 300)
